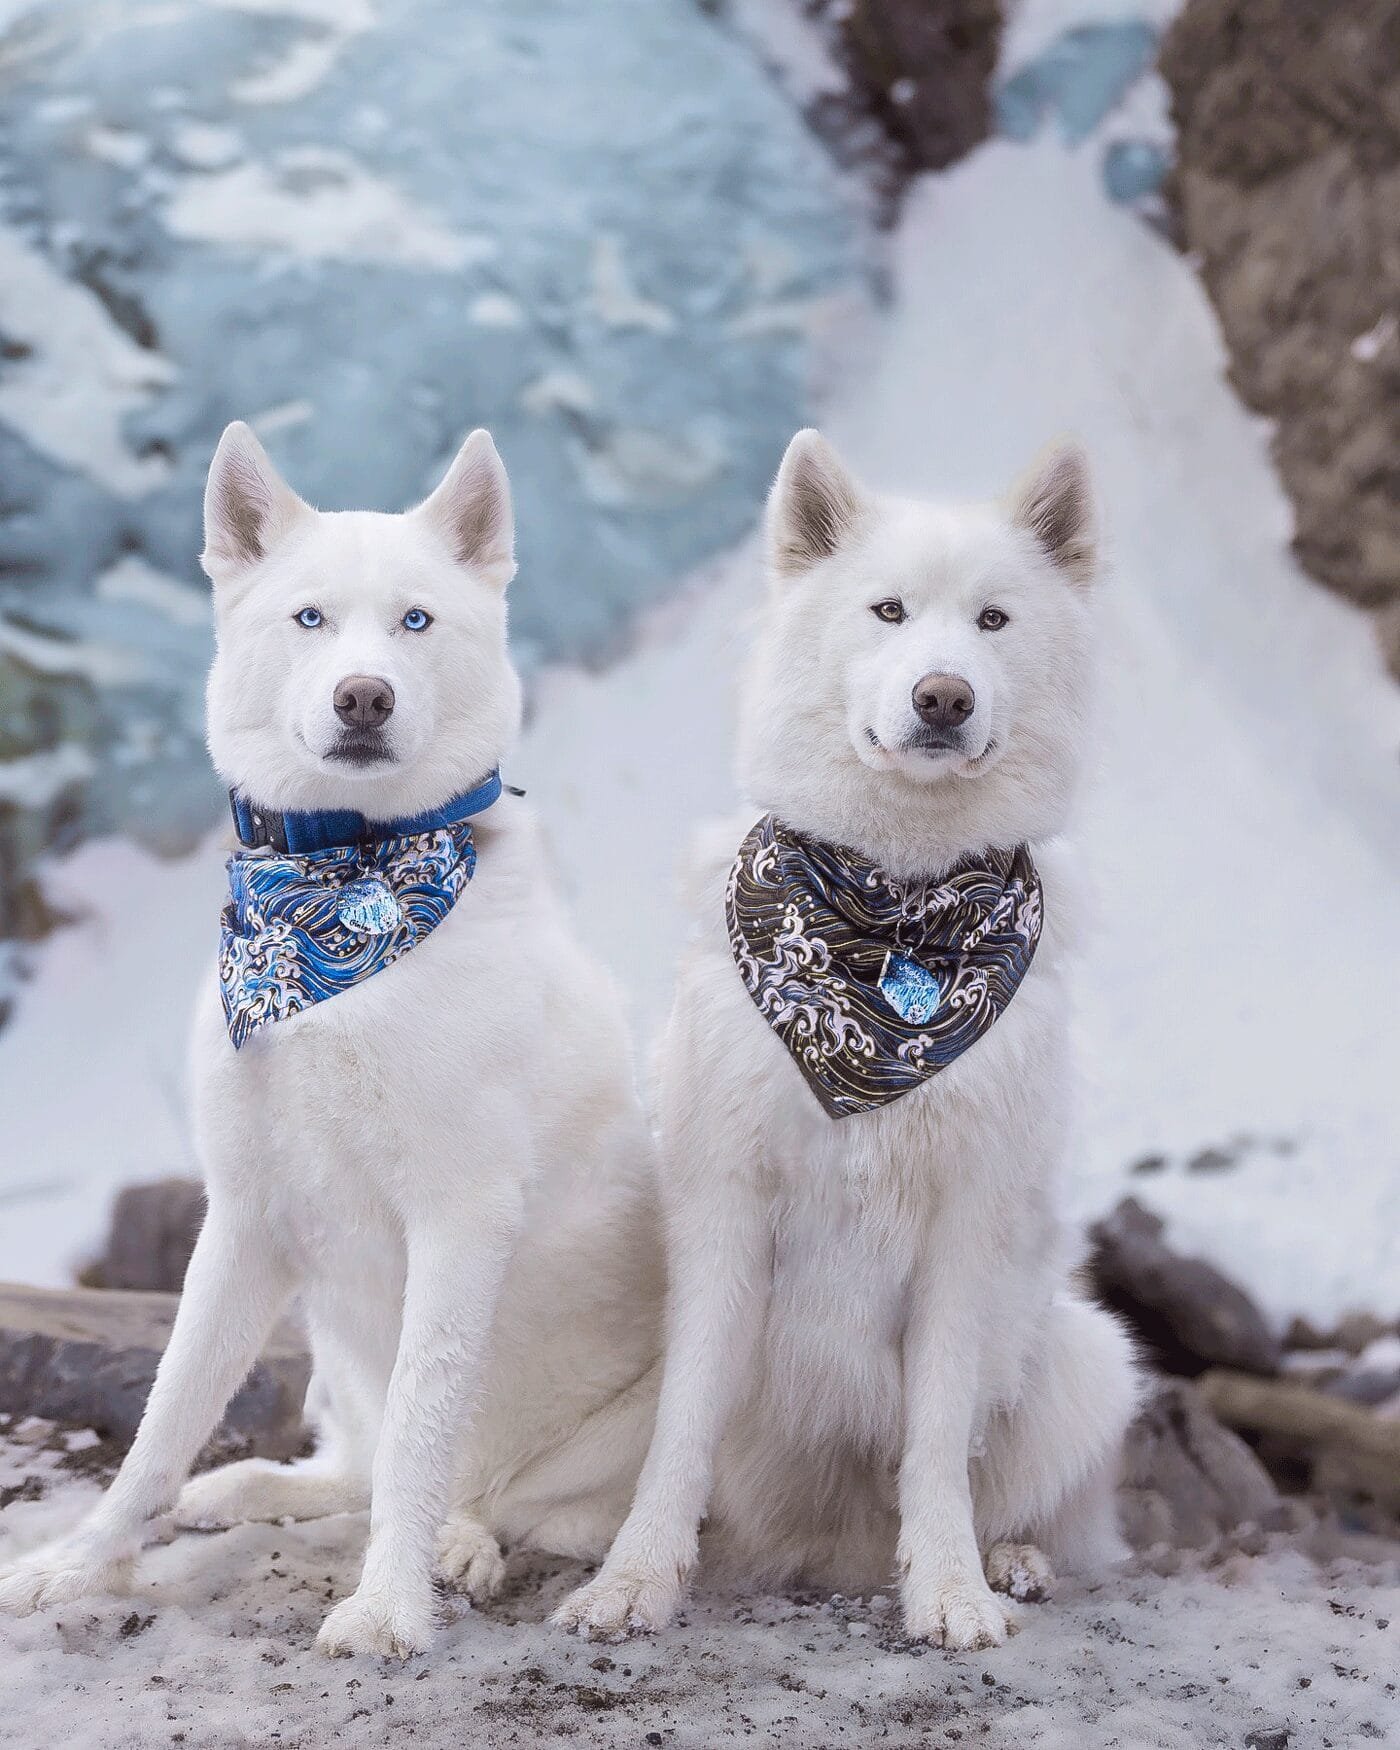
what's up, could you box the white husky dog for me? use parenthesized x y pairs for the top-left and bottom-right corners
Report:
(0, 424), (661, 1657)
(555, 431), (1140, 1650)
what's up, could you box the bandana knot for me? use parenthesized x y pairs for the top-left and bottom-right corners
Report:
(725, 814), (1042, 1119)
(219, 821), (476, 1048)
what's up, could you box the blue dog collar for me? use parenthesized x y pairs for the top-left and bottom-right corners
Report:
(229, 769), (507, 855)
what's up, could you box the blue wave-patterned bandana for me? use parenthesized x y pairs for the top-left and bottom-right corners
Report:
(725, 814), (1042, 1119)
(220, 822), (476, 1048)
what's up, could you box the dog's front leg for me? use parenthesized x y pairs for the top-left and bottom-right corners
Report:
(0, 1204), (293, 1615)
(315, 1178), (525, 1660)
(897, 1218), (1015, 1651)
(552, 1128), (769, 1640)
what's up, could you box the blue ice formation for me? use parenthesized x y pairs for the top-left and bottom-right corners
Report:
(996, 21), (1158, 147)
(1103, 138), (1172, 204)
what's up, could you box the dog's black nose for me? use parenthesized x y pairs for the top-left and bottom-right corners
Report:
(334, 674), (395, 729)
(912, 672), (975, 732)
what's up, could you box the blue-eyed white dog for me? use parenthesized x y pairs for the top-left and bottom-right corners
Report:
(0, 424), (662, 1657)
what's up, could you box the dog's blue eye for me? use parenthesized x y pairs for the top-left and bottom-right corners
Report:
(294, 607), (323, 629)
(401, 608), (432, 632)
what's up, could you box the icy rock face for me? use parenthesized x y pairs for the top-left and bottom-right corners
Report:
(0, 0), (860, 933)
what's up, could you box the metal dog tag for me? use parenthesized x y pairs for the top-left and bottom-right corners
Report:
(337, 877), (403, 936)
(877, 951), (942, 1026)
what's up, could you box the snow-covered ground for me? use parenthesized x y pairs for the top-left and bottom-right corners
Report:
(4, 103), (1398, 1325)
(0, 1429), (1396, 1750)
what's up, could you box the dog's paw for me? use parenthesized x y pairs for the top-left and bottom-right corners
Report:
(315, 1585), (436, 1660)
(175, 1462), (268, 1531)
(436, 1515), (506, 1603)
(550, 1567), (682, 1640)
(0, 1542), (133, 1617)
(985, 1541), (1054, 1603)
(902, 1571), (1014, 1651)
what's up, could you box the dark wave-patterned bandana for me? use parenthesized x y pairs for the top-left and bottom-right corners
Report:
(725, 814), (1042, 1119)
(219, 823), (476, 1048)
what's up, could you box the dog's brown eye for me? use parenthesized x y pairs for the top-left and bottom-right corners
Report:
(870, 598), (905, 625)
(978, 606), (1009, 632)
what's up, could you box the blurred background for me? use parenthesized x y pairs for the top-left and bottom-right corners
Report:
(0, 0), (1396, 1343)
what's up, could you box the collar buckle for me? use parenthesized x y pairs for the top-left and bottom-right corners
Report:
(229, 791), (289, 852)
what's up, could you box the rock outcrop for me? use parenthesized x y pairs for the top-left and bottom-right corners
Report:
(0, 1283), (307, 1460)
(81, 1177), (205, 1295)
(1161, 0), (1400, 675)
(831, 0), (1003, 174)
(1119, 1379), (1281, 1549)
(1088, 1196), (1281, 1378)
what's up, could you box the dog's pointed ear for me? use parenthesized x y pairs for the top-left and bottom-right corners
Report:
(1008, 442), (1097, 587)
(201, 421), (311, 584)
(766, 429), (867, 581)
(414, 429), (515, 590)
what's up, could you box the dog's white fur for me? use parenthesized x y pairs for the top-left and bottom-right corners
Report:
(0, 424), (662, 1657)
(555, 431), (1141, 1650)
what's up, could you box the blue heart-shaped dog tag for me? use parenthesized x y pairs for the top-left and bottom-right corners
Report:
(337, 877), (403, 936)
(878, 951), (942, 1025)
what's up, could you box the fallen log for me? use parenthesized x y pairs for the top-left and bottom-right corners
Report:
(1199, 1367), (1400, 1505)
